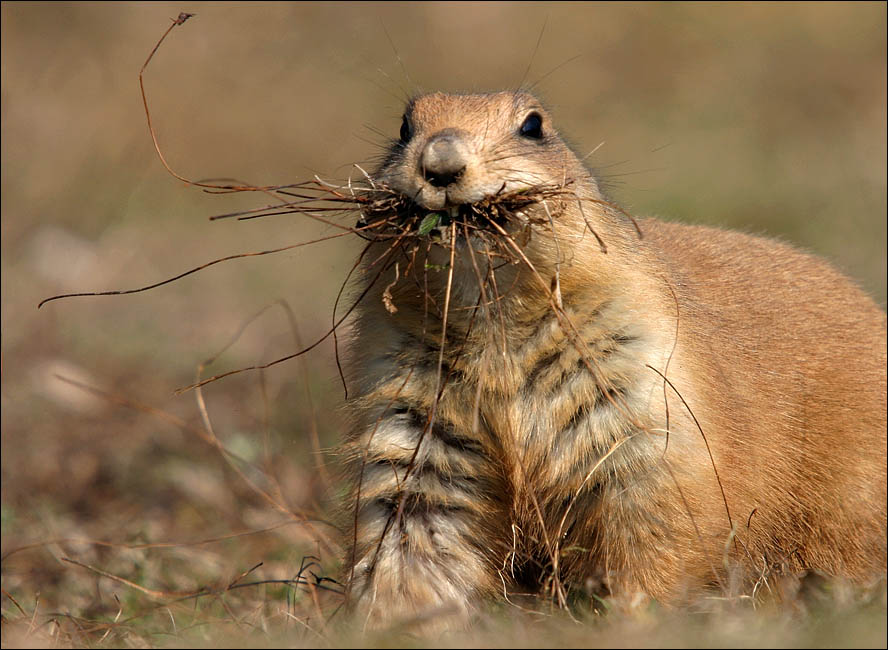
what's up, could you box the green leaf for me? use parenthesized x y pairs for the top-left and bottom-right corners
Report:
(418, 212), (442, 236)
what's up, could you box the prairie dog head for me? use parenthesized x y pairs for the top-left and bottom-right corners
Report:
(376, 91), (599, 213)
(363, 92), (634, 317)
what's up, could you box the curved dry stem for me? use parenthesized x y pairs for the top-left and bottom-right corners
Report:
(175, 247), (395, 393)
(37, 233), (357, 309)
(645, 364), (735, 539)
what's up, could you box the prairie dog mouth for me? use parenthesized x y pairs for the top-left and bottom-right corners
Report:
(358, 184), (568, 242)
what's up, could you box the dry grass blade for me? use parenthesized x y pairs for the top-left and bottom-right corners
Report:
(61, 557), (179, 600)
(37, 235), (353, 309)
(646, 363), (735, 537)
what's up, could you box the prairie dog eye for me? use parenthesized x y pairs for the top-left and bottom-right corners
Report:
(399, 115), (412, 144)
(519, 112), (543, 139)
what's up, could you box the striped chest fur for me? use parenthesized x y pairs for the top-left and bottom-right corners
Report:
(343, 260), (678, 621)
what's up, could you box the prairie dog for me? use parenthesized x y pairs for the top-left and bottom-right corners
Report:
(341, 91), (886, 630)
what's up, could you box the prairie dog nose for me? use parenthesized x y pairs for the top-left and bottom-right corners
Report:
(421, 130), (468, 188)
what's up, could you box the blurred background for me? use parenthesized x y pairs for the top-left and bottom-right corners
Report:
(2, 2), (885, 645)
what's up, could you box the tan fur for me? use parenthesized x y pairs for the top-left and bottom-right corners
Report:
(340, 92), (887, 632)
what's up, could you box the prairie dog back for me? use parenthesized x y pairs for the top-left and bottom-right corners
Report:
(340, 91), (886, 631)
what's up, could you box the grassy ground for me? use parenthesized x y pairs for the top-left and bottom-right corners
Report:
(2, 2), (885, 647)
